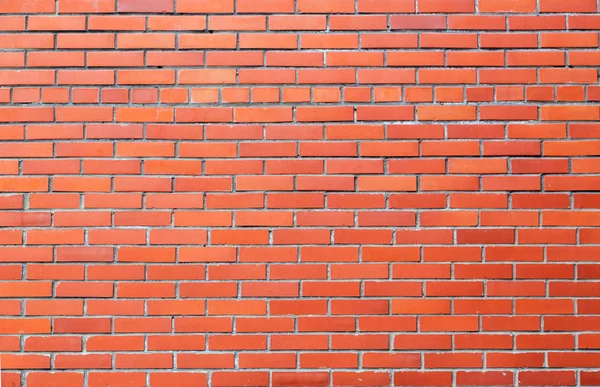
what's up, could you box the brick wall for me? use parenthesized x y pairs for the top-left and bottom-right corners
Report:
(1, 0), (600, 386)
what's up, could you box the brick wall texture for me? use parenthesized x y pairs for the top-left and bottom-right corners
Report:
(2, 0), (600, 386)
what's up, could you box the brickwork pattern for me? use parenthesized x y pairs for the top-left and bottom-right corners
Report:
(1, 0), (600, 386)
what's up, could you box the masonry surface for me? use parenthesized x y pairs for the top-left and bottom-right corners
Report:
(1, 0), (600, 386)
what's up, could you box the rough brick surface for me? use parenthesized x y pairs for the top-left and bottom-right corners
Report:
(1, 0), (600, 386)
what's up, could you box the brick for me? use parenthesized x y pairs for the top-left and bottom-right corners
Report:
(393, 372), (452, 386)
(89, 15), (145, 30)
(118, 0), (173, 13)
(237, 0), (294, 13)
(479, 0), (536, 12)
(58, 0), (115, 13)
(297, 0), (354, 13)
(330, 15), (387, 31)
(391, 15), (446, 30)
(540, 0), (597, 12)
(542, 32), (599, 48)
(29, 15), (86, 31)
(511, 15), (566, 31)
(450, 15), (506, 30)
(421, 33), (478, 48)
(29, 52), (85, 68)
